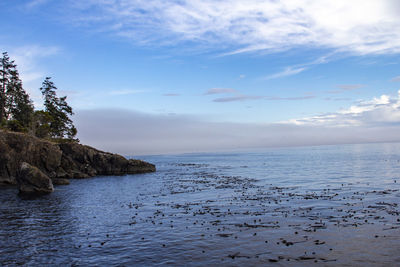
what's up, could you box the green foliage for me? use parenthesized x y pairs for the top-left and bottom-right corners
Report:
(50, 137), (80, 144)
(0, 52), (14, 122)
(0, 52), (78, 141)
(0, 118), (6, 127)
(6, 120), (26, 132)
(0, 52), (34, 130)
(32, 110), (53, 138)
(40, 77), (77, 139)
(6, 73), (34, 128)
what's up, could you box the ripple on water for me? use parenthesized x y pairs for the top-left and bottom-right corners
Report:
(1, 143), (400, 266)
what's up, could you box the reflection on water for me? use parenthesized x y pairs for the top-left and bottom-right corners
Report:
(1, 143), (399, 266)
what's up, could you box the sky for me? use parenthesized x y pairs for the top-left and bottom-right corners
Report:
(1, 0), (400, 155)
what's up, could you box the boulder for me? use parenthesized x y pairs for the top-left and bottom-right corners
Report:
(17, 162), (54, 195)
(0, 130), (62, 184)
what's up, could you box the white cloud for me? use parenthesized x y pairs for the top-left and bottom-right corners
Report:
(263, 54), (332, 80)
(285, 91), (400, 126)
(391, 76), (400, 82)
(263, 66), (307, 80)
(68, 0), (400, 55)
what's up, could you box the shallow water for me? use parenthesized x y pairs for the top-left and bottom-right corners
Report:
(1, 143), (399, 266)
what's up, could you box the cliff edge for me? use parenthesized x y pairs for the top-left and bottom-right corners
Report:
(0, 130), (156, 186)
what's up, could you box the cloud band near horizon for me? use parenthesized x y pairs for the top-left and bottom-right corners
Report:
(74, 91), (400, 155)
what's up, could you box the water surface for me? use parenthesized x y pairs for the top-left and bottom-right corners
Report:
(1, 143), (399, 266)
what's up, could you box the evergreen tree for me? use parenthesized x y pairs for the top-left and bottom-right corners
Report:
(0, 52), (34, 130)
(1, 52), (78, 139)
(0, 52), (13, 123)
(40, 77), (77, 139)
(6, 65), (34, 129)
(32, 110), (53, 138)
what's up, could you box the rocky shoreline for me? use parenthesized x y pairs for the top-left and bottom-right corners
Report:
(0, 130), (156, 195)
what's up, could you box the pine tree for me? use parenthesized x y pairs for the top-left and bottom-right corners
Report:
(0, 52), (13, 123)
(40, 77), (77, 139)
(0, 52), (34, 130)
(6, 65), (34, 129)
(1, 52), (77, 138)
(32, 110), (53, 138)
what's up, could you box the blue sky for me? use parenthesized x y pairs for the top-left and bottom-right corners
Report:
(1, 0), (400, 154)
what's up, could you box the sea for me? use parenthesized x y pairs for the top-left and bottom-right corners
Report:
(0, 143), (399, 266)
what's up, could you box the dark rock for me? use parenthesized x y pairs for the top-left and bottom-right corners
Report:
(17, 162), (54, 195)
(0, 130), (62, 184)
(0, 130), (156, 186)
(52, 178), (70, 185)
(58, 142), (155, 178)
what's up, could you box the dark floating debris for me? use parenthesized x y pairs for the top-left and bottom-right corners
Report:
(112, 159), (400, 265)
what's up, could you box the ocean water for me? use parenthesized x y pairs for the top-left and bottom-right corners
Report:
(0, 143), (399, 266)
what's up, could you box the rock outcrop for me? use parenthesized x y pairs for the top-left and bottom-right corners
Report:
(0, 130), (156, 186)
(0, 130), (62, 184)
(58, 143), (156, 178)
(17, 162), (54, 195)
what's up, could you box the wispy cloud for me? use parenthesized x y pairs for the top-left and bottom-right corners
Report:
(262, 54), (332, 80)
(337, 84), (365, 90)
(205, 86), (315, 103)
(213, 94), (315, 103)
(25, 0), (51, 9)
(109, 89), (145, 96)
(267, 96), (316, 101)
(213, 95), (264, 102)
(204, 87), (258, 102)
(163, 93), (180, 96)
(324, 97), (352, 101)
(327, 84), (365, 94)
(66, 0), (400, 55)
(204, 88), (238, 95)
(263, 66), (307, 80)
(8, 45), (60, 83)
(391, 76), (400, 82)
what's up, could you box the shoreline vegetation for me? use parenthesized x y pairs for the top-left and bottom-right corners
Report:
(0, 52), (76, 141)
(0, 52), (155, 196)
